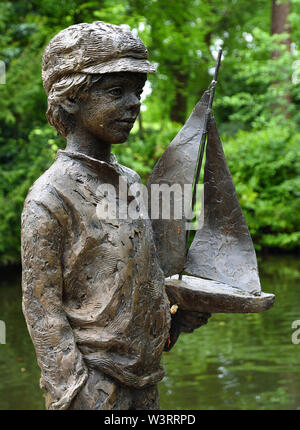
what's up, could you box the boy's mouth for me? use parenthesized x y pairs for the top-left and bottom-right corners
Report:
(115, 118), (136, 129)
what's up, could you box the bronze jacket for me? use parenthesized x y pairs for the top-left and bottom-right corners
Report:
(21, 150), (171, 410)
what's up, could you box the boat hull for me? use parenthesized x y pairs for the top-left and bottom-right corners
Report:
(165, 275), (275, 313)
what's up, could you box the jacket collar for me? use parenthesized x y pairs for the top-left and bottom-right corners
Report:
(56, 149), (121, 175)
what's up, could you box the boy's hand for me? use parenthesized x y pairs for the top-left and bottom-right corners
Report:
(175, 309), (211, 333)
(164, 309), (211, 352)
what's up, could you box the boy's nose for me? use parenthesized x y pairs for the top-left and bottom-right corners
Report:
(127, 93), (141, 113)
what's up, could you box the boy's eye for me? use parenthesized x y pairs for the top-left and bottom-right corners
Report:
(108, 87), (123, 97)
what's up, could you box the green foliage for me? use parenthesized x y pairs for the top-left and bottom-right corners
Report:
(0, 0), (299, 265)
(0, 126), (63, 264)
(224, 123), (300, 250)
(216, 28), (299, 130)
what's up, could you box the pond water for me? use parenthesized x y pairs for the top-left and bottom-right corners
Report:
(0, 254), (299, 410)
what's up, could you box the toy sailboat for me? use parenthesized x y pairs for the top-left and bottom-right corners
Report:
(147, 51), (274, 314)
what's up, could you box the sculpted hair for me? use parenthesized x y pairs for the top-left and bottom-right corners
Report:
(46, 73), (102, 138)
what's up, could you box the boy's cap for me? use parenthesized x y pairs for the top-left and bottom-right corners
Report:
(42, 21), (156, 94)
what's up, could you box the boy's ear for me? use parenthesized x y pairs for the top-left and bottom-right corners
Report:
(61, 98), (79, 115)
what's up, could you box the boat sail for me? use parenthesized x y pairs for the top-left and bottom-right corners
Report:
(184, 117), (261, 297)
(147, 61), (274, 313)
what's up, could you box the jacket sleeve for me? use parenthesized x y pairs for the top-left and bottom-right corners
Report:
(21, 200), (88, 410)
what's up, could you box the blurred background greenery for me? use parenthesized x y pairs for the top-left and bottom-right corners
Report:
(0, 0), (299, 266)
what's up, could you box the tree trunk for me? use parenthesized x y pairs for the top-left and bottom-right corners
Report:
(271, 0), (291, 58)
(270, 0), (292, 114)
(170, 70), (188, 124)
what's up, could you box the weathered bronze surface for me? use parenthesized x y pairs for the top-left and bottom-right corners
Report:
(42, 21), (156, 96)
(21, 21), (210, 410)
(22, 150), (171, 409)
(185, 118), (261, 296)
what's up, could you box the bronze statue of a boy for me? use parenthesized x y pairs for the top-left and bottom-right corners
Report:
(21, 21), (210, 410)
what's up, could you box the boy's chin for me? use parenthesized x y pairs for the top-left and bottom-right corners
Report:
(110, 132), (130, 144)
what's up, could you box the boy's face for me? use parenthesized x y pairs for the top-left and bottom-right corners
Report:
(77, 72), (146, 144)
